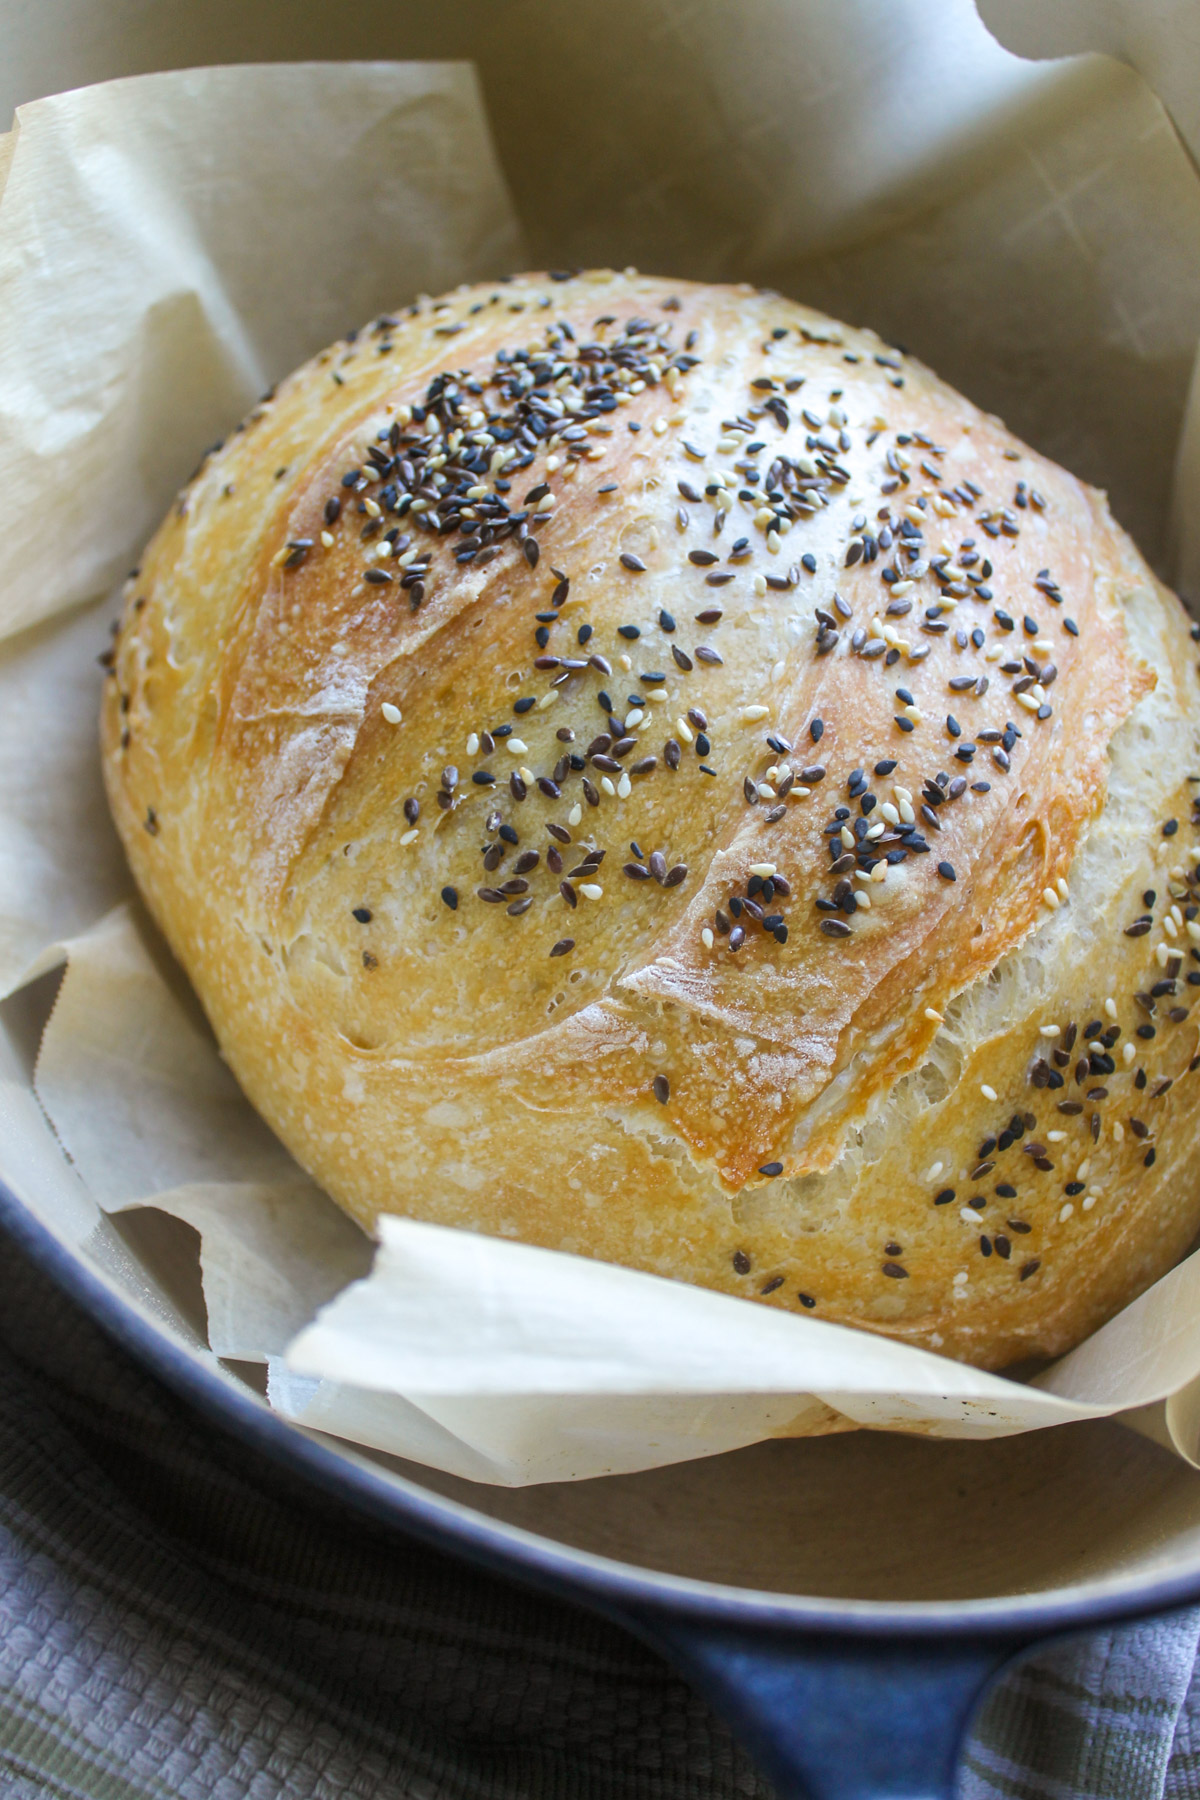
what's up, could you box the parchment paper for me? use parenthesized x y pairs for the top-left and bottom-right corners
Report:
(7, 13), (1200, 1486)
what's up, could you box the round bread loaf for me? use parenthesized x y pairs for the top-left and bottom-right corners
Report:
(102, 270), (1200, 1372)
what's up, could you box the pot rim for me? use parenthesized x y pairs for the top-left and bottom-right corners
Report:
(6, 1176), (1200, 1642)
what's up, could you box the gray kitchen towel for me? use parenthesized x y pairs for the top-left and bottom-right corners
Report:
(2, 1229), (1200, 1800)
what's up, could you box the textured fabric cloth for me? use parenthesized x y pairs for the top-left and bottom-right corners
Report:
(2, 1230), (1200, 1800)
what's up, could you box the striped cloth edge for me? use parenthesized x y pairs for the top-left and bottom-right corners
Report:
(3, 1231), (1200, 1800)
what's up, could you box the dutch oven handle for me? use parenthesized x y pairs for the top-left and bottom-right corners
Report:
(624, 1615), (1033, 1800)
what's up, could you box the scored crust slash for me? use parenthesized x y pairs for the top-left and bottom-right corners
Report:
(100, 269), (1200, 1383)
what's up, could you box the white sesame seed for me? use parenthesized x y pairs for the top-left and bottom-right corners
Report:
(1172, 903), (1185, 927)
(961, 1207), (983, 1225)
(1124, 1041), (1137, 1065)
(749, 863), (777, 878)
(985, 644), (1005, 664)
(767, 529), (782, 554)
(1046, 1130), (1067, 1143)
(894, 785), (913, 804)
(865, 821), (886, 839)
(520, 766), (535, 784)
(899, 801), (916, 825)
(1042, 888), (1059, 910)
(856, 891), (872, 910)
(568, 804), (583, 827)
(753, 575), (768, 596)
(507, 739), (528, 754)
(926, 1161), (944, 1180)
(676, 717), (694, 744)
(1033, 639), (1053, 655)
(320, 530), (334, 549)
(1082, 1195), (1096, 1212)
(871, 863), (888, 883)
(741, 704), (771, 723)
(1059, 1203), (1074, 1222)
(1164, 915), (1179, 938)
(1112, 1120), (1125, 1144)
(364, 497), (381, 519)
(399, 827), (418, 846)
(381, 702), (402, 725)
(881, 803), (900, 826)
(617, 773), (632, 798)
(1056, 877), (1069, 901)
(1188, 920), (1200, 943)
(840, 826), (855, 849)
(702, 927), (714, 949)
(1156, 942), (1172, 968)
(757, 783), (776, 801)
(647, 689), (670, 705)
(537, 690), (558, 710)
(625, 709), (645, 731)
(1038, 1024), (1060, 1038)
(466, 732), (480, 755)
(980, 1083), (998, 1102)
(1017, 692), (1040, 713)
(601, 775), (616, 796)
(890, 580), (913, 596)
(792, 785), (812, 800)
(619, 653), (633, 671)
(580, 883), (603, 900)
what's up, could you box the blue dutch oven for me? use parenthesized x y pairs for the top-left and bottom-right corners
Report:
(4, 6), (1200, 1795)
(4, 1174), (1200, 1800)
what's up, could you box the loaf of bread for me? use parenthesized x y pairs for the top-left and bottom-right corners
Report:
(101, 270), (1200, 1372)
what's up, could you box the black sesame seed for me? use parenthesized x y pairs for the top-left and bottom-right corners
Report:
(652, 1074), (670, 1104)
(732, 1250), (752, 1275)
(759, 1162), (784, 1177)
(937, 861), (956, 881)
(352, 907), (372, 923)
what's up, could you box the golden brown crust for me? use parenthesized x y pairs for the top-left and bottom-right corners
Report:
(102, 271), (1200, 1373)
